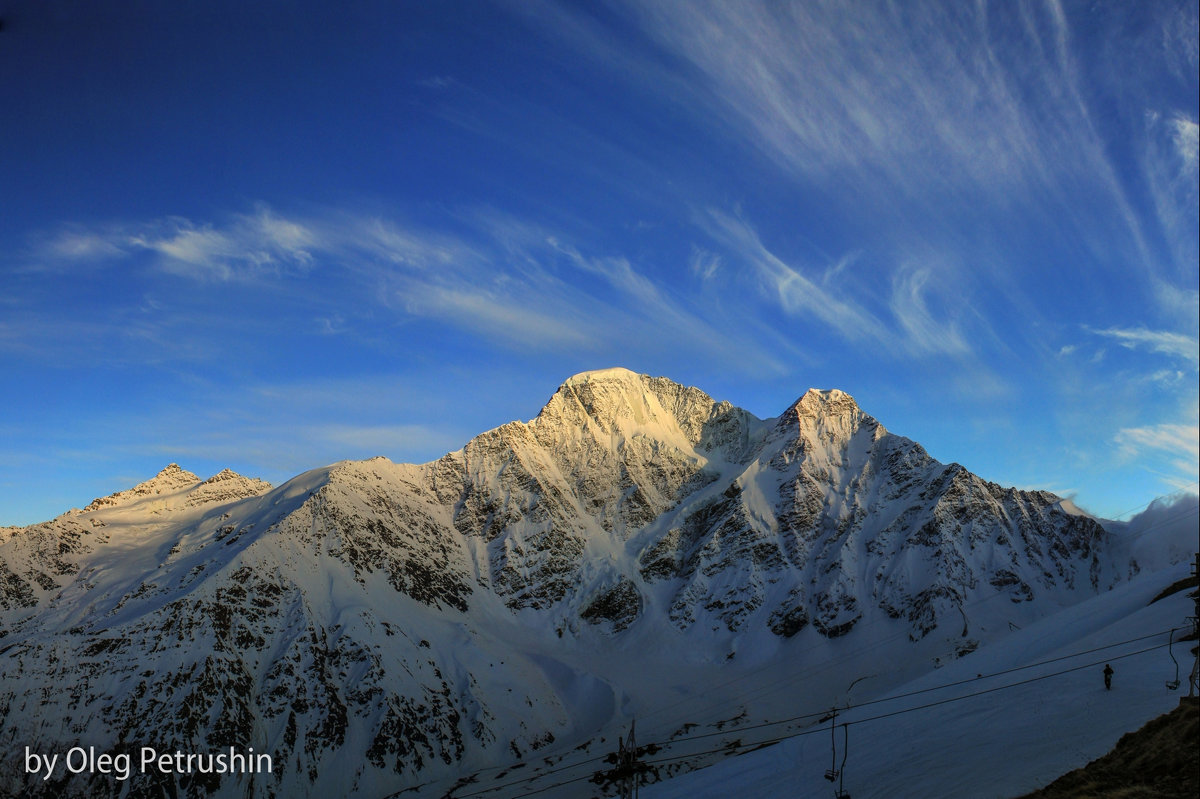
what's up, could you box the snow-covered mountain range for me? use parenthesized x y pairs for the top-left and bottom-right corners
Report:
(1, 368), (1194, 799)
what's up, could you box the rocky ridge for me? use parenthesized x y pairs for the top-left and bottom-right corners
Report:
(0, 369), (1142, 798)
(82, 463), (202, 511)
(0, 465), (271, 617)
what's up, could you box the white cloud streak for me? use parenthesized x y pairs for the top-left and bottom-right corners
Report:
(528, 0), (1187, 334)
(45, 230), (126, 260)
(688, 247), (721, 282)
(1172, 116), (1200, 172)
(889, 265), (970, 356)
(1140, 110), (1200, 281)
(21, 205), (790, 376)
(35, 208), (320, 281)
(698, 209), (984, 359)
(610, 0), (1102, 208)
(401, 283), (596, 349)
(1090, 326), (1199, 368)
(1115, 423), (1200, 493)
(699, 209), (888, 344)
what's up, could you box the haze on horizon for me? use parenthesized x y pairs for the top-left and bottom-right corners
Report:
(1, 0), (1196, 526)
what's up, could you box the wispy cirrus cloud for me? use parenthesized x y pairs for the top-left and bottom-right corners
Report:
(1171, 116), (1199, 172)
(400, 283), (597, 350)
(1116, 423), (1200, 461)
(43, 229), (127, 261)
(609, 0), (1103, 208)
(1090, 326), (1199, 367)
(16, 204), (791, 376)
(131, 209), (316, 279)
(520, 0), (1193, 359)
(889, 265), (970, 356)
(1142, 111), (1200, 278)
(688, 247), (721, 282)
(698, 208), (986, 360)
(1116, 422), (1200, 491)
(30, 207), (318, 280)
(698, 209), (887, 344)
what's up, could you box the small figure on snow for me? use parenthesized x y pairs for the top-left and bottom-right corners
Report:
(1103, 663), (1113, 690)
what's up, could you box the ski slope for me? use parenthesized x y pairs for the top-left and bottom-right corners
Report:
(643, 561), (1195, 799)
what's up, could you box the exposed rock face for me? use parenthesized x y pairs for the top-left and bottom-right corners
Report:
(0, 369), (1124, 798)
(189, 468), (273, 507)
(437, 369), (760, 613)
(639, 384), (1108, 641)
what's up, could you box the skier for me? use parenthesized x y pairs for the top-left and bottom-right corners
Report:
(1103, 663), (1113, 690)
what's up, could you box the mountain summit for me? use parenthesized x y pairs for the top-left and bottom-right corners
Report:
(81, 463), (270, 514)
(82, 463), (201, 511)
(0, 370), (1161, 799)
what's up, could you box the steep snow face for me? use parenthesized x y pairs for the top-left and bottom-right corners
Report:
(432, 369), (765, 614)
(543, 368), (754, 453)
(0, 371), (1138, 799)
(638, 385), (1112, 644)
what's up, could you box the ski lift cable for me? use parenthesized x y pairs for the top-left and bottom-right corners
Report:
(500, 769), (606, 798)
(448, 568), (1190, 791)
(634, 506), (1200, 734)
(637, 625), (1181, 751)
(462, 638), (1178, 798)
(845, 641), (1171, 728)
(625, 641), (1165, 792)
(619, 499), (1200, 740)
(455, 614), (931, 795)
(518, 638), (1185, 796)
(451, 628), (1182, 797)
(635, 639), (1175, 771)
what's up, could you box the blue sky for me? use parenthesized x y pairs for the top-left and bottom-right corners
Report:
(1, 0), (1196, 526)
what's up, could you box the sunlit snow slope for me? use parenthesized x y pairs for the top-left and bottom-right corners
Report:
(0, 369), (1193, 799)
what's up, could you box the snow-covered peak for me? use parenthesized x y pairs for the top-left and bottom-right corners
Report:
(773, 387), (885, 442)
(560, 366), (643, 386)
(535, 369), (722, 446)
(200, 467), (245, 484)
(189, 468), (272, 507)
(82, 463), (201, 511)
(0, 368), (1153, 799)
(79, 464), (270, 515)
(790, 387), (858, 415)
(140, 462), (199, 488)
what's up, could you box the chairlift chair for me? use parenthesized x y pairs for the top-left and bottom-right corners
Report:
(834, 722), (851, 799)
(824, 707), (839, 782)
(1166, 628), (1181, 691)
